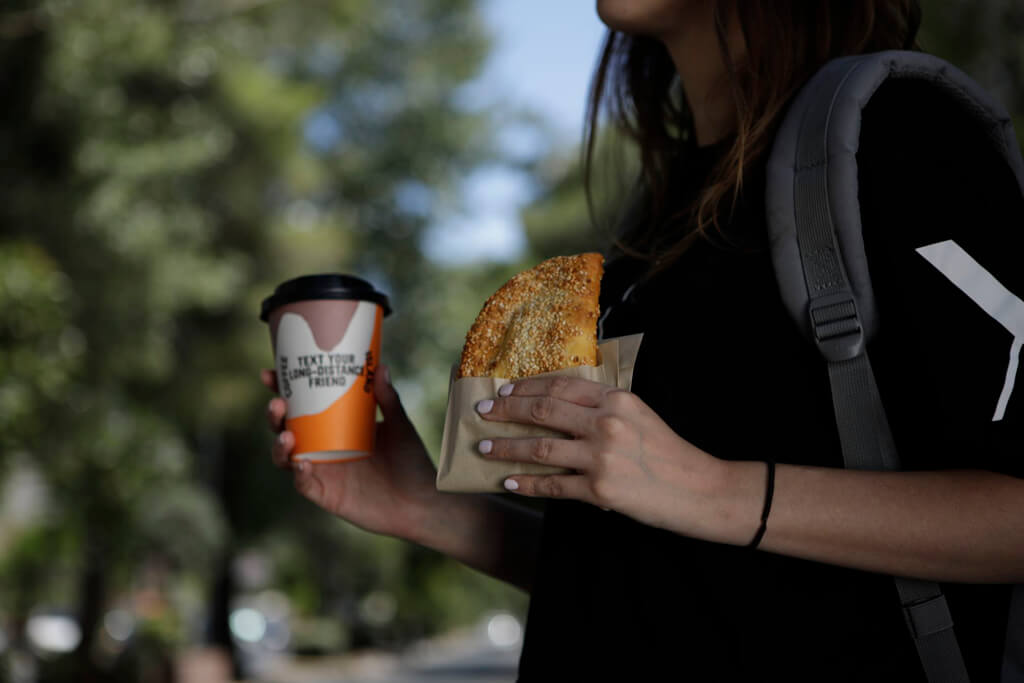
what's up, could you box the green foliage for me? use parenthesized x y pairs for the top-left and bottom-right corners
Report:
(519, 134), (639, 262)
(0, 242), (81, 458)
(919, 0), (1024, 138)
(0, 522), (76, 613)
(0, 0), (522, 668)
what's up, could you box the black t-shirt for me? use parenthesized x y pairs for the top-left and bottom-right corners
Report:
(517, 79), (1024, 681)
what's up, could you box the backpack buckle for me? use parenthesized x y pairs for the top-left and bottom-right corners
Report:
(809, 292), (864, 362)
(902, 594), (955, 640)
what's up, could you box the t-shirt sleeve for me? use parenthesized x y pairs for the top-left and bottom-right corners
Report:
(856, 78), (1024, 477)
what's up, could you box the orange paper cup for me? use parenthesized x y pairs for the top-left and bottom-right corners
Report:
(261, 274), (391, 463)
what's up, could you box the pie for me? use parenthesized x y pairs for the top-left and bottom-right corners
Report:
(457, 253), (604, 380)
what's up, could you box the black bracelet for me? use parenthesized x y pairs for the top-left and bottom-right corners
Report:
(746, 458), (775, 550)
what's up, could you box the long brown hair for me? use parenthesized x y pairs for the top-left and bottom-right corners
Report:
(586, 1), (922, 273)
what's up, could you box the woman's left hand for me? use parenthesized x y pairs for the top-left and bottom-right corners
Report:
(475, 376), (764, 545)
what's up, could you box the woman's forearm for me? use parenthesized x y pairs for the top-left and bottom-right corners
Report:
(719, 461), (1024, 583)
(406, 490), (542, 592)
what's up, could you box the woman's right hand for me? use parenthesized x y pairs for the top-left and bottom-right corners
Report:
(261, 364), (439, 541)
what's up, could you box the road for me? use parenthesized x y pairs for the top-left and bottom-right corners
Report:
(257, 620), (521, 683)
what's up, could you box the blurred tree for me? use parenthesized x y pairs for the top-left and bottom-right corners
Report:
(0, 243), (81, 460)
(919, 0), (1024, 137)
(520, 135), (636, 262)
(0, 0), (525, 678)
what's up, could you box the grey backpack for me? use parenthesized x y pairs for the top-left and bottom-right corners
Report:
(766, 50), (1024, 683)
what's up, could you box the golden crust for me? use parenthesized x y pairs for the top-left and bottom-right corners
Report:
(457, 253), (604, 380)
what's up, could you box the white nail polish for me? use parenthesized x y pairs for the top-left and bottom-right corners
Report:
(478, 439), (493, 454)
(498, 383), (514, 397)
(476, 399), (493, 414)
(504, 478), (519, 491)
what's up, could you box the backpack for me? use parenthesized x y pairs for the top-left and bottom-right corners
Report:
(765, 49), (1024, 683)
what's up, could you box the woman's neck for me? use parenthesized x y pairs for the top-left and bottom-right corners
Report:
(659, 4), (746, 147)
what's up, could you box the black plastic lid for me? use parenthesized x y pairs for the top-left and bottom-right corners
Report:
(260, 274), (392, 321)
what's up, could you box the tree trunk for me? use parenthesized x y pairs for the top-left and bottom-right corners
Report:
(201, 425), (244, 680)
(72, 527), (107, 683)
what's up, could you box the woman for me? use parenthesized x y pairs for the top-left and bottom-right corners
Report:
(262, 1), (1024, 679)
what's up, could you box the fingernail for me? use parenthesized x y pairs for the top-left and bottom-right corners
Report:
(298, 460), (309, 474)
(498, 383), (514, 397)
(383, 365), (391, 384)
(476, 399), (493, 414)
(503, 478), (519, 491)
(277, 433), (287, 445)
(478, 439), (493, 455)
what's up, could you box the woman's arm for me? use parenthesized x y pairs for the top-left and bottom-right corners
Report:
(722, 460), (1024, 583)
(477, 80), (1024, 584)
(472, 376), (1024, 583)
(413, 491), (542, 592)
(263, 367), (541, 592)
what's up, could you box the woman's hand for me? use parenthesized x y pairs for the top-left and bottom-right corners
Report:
(475, 376), (765, 546)
(261, 365), (546, 590)
(262, 365), (439, 541)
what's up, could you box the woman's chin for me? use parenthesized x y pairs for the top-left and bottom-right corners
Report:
(595, 0), (683, 36)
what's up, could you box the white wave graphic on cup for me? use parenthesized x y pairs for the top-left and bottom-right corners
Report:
(275, 301), (377, 418)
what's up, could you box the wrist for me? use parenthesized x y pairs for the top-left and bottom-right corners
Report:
(396, 483), (447, 546)
(401, 484), (493, 559)
(712, 458), (772, 547)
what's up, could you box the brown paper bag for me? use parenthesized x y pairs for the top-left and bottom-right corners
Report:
(436, 334), (643, 493)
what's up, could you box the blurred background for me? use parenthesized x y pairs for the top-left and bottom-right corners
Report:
(0, 1), (1020, 681)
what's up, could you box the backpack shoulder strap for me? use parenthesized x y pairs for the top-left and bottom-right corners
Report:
(763, 49), (1024, 683)
(766, 50), (1023, 354)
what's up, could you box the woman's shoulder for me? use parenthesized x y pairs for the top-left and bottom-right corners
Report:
(855, 65), (1023, 249)
(856, 57), (1022, 183)
(859, 70), (998, 171)
(845, 63), (1024, 473)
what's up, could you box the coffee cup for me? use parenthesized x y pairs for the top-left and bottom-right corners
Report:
(260, 274), (391, 463)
